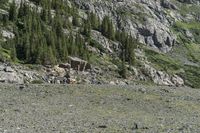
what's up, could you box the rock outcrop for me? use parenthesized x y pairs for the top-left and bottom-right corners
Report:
(68, 56), (91, 71)
(0, 63), (43, 84)
(74, 0), (178, 52)
(143, 64), (184, 86)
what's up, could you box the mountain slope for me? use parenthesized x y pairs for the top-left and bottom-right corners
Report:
(0, 0), (200, 87)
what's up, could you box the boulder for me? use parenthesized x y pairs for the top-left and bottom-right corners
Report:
(1, 30), (15, 39)
(0, 65), (5, 71)
(69, 78), (77, 84)
(53, 65), (66, 77)
(0, 71), (24, 84)
(109, 81), (116, 85)
(171, 75), (184, 86)
(68, 56), (91, 71)
(161, 0), (177, 10)
(4, 66), (14, 72)
(55, 77), (68, 84)
(59, 63), (71, 69)
(143, 64), (184, 86)
(118, 81), (127, 86)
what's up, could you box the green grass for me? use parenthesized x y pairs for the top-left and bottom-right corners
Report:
(185, 43), (200, 63)
(181, 65), (200, 88)
(0, 47), (11, 61)
(175, 21), (200, 30)
(144, 47), (200, 88)
(144, 48), (182, 74)
(178, 3), (200, 17)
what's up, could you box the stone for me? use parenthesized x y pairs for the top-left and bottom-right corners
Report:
(4, 66), (14, 72)
(59, 63), (71, 69)
(0, 65), (5, 71)
(53, 65), (66, 77)
(0, 71), (24, 84)
(19, 84), (25, 90)
(118, 81), (127, 86)
(138, 88), (147, 94)
(93, 67), (102, 75)
(69, 78), (77, 84)
(161, 0), (177, 10)
(143, 64), (183, 86)
(98, 125), (107, 129)
(110, 81), (116, 85)
(171, 75), (184, 86)
(1, 30), (15, 39)
(68, 56), (91, 71)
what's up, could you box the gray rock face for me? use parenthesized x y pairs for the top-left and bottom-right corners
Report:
(74, 0), (178, 52)
(4, 66), (14, 72)
(91, 30), (120, 53)
(0, 65), (23, 83)
(143, 64), (184, 86)
(0, 63), (43, 84)
(161, 0), (177, 10)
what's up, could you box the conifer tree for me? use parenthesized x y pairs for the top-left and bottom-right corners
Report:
(9, 1), (17, 21)
(2, 14), (8, 26)
(101, 16), (115, 40)
(11, 45), (17, 62)
(88, 12), (100, 30)
(83, 19), (91, 38)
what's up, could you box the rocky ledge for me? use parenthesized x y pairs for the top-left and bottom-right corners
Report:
(0, 55), (185, 87)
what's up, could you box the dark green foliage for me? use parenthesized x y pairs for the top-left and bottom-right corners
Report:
(3, 0), (136, 69)
(3, 0), (91, 65)
(2, 14), (9, 26)
(82, 19), (91, 38)
(10, 42), (17, 62)
(9, 1), (17, 22)
(119, 53), (127, 78)
(181, 65), (200, 88)
(101, 16), (115, 40)
(88, 12), (100, 30)
(116, 30), (137, 66)
(72, 15), (80, 27)
(100, 17), (137, 67)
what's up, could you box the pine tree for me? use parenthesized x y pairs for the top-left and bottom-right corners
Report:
(9, 1), (17, 21)
(2, 14), (8, 26)
(72, 15), (80, 26)
(119, 52), (127, 79)
(10, 41), (17, 62)
(88, 12), (100, 30)
(101, 16), (115, 40)
(83, 19), (91, 38)
(47, 46), (57, 65)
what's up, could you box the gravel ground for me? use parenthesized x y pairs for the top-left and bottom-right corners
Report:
(0, 84), (200, 133)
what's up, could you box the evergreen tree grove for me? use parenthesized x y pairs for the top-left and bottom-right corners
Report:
(2, 0), (137, 69)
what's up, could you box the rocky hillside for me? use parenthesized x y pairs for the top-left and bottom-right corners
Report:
(0, 0), (200, 87)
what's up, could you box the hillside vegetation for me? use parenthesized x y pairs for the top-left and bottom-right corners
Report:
(0, 0), (200, 88)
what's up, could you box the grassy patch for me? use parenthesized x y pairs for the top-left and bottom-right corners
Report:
(0, 47), (11, 61)
(175, 21), (200, 30)
(144, 48), (182, 74)
(180, 65), (200, 88)
(145, 47), (200, 88)
(185, 43), (200, 63)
